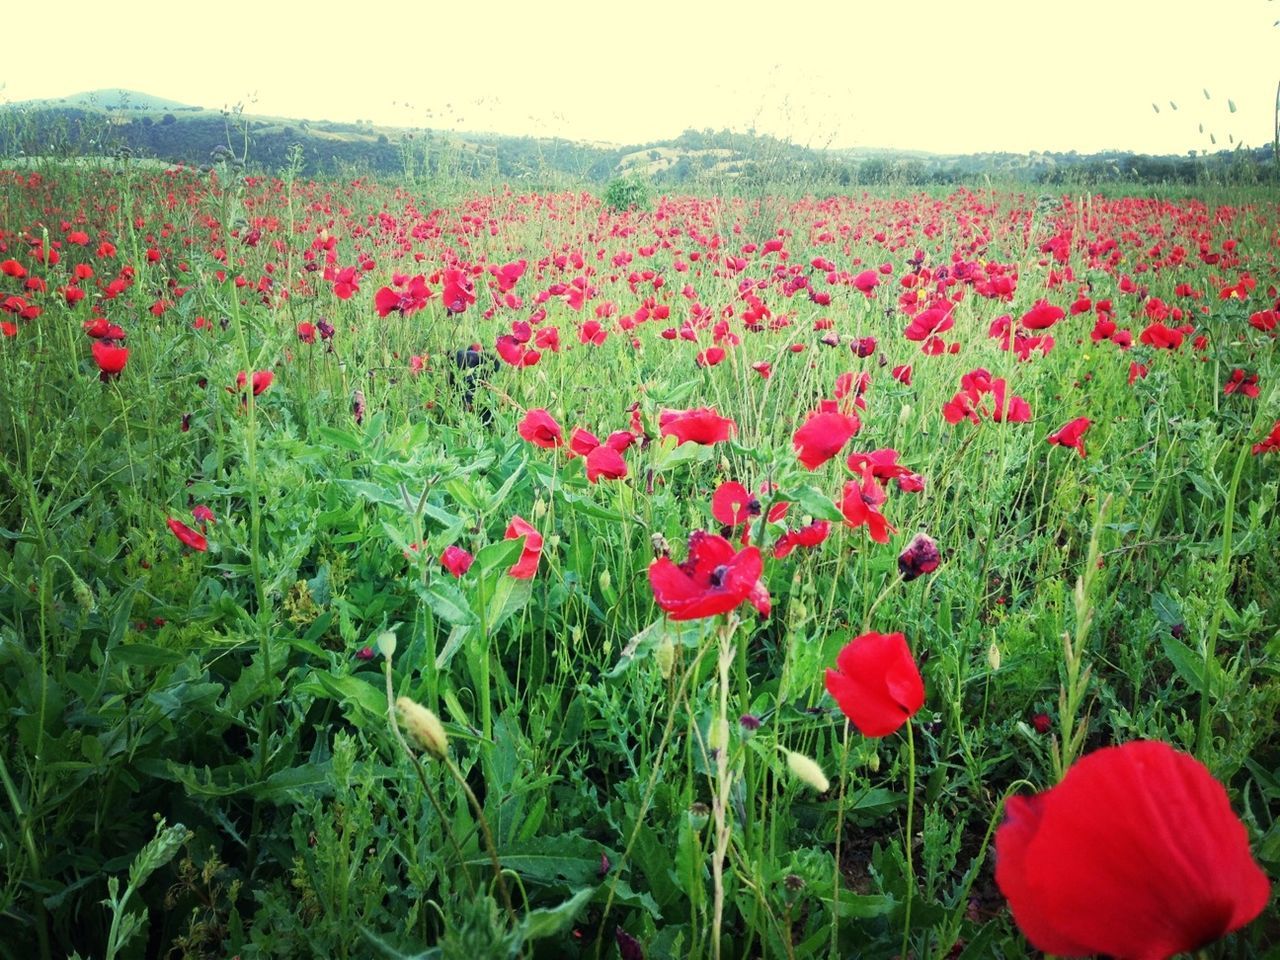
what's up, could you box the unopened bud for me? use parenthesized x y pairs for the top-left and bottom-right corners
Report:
(786, 750), (830, 792)
(532, 498), (548, 519)
(376, 630), (397, 659)
(72, 577), (96, 614)
(987, 642), (1002, 671)
(655, 635), (675, 678)
(396, 697), (448, 759)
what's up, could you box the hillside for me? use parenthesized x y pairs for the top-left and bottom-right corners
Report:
(1, 90), (1275, 186)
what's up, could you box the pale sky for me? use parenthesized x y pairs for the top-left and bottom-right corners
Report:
(3, 0), (1276, 155)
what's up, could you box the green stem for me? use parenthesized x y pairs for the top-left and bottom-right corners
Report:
(1197, 440), (1249, 758)
(900, 720), (917, 960)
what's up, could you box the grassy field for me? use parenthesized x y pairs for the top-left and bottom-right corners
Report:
(0, 160), (1277, 959)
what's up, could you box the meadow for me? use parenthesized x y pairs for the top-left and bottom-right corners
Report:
(0, 160), (1277, 959)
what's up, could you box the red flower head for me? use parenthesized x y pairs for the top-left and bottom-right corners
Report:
(1252, 419), (1280, 455)
(569, 427), (601, 457)
(824, 631), (924, 737)
(773, 519), (831, 558)
(839, 469), (895, 543)
(1047, 417), (1091, 458)
(442, 267), (475, 314)
(711, 481), (760, 527)
(648, 531), (770, 621)
(585, 443), (627, 483)
(897, 532), (940, 581)
(1020, 300), (1064, 330)
(995, 740), (1270, 959)
(92, 340), (129, 379)
(235, 370), (274, 397)
(1139, 321), (1183, 350)
(504, 516), (543, 579)
(440, 545), (474, 577)
(518, 408), (564, 449)
(793, 409), (860, 470)
(659, 407), (736, 446)
(167, 517), (208, 552)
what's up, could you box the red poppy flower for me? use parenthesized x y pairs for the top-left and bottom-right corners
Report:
(793, 409), (860, 470)
(167, 517), (208, 552)
(659, 407), (736, 446)
(1252, 420), (1280, 455)
(374, 274), (433, 317)
(648, 531), (770, 621)
(995, 740), (1270, 959)
(711, 481), (759, 527)
(1128, 362), (1149, 385)
(839, 470), (895, 543)
(585, 443), (627, 483)
(504, 516), (543, 579)
(441, 545), (474, 577)
(92, 340), (128, 378)
(1223, 369), (1260, 399)
(297, 322), (316, 343)
(442, 267), (475, 314)
(192, 505), (216, 526)
(1047, 417), (1091, 458)
(518, 408), (564, 449)
(824, 631), (924, 737)
(1020, 300), (1064, 330)
(234, 370), (274, 397)
(1248, 309), (1277, 332)
(774, 519), (831, 558)
(568, 427), (601, 457)
(1139, 321), (1183, 350)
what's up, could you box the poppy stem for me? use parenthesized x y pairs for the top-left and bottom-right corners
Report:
(900, 719), (916, 960)
(1197, 440), (1249, 758)
(830, 721), (852, 959)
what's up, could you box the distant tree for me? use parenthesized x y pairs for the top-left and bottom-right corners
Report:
(160, 113), (176, 126)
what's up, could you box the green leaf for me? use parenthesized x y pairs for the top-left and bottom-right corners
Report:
(466, 834), (603, 884)
(485, 461), (526, 514)
(315, 426), (365, 453)
(1159, 631), (1225, 697)
(1151, 592), (1181, 626)
(779, 484), (845, 522)
(475, 538), (523, 579)
(295, 671), (387, 723)
(520, 887), (595, 941)
(416, 580), (477, 627)
(112, 643), (187, 667)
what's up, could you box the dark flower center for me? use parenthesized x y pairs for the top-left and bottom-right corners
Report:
(709, 564), (729, 588)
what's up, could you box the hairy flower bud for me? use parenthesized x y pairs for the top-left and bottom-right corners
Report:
(786, 750), (830, 793)
(396, 697), (448, 759)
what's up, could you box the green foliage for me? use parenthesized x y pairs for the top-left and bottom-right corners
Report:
(603, 174), (651, 212)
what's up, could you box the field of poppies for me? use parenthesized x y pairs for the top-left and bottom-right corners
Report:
(0, 161), (1278, 959)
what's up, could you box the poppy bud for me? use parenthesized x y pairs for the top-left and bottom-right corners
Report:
(785, 750), (830, 793)
(72, 576), (96, 614)
(655, 635), (675, 678)
(375, 630), (397, 659)
(987, 642), (1002, 671)
(688, 803), (710, 830)
(396, 697), (448, 759)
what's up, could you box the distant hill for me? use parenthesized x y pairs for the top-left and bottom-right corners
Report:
(2, 90), (1275, 187)
(12, 88), (203, 113)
